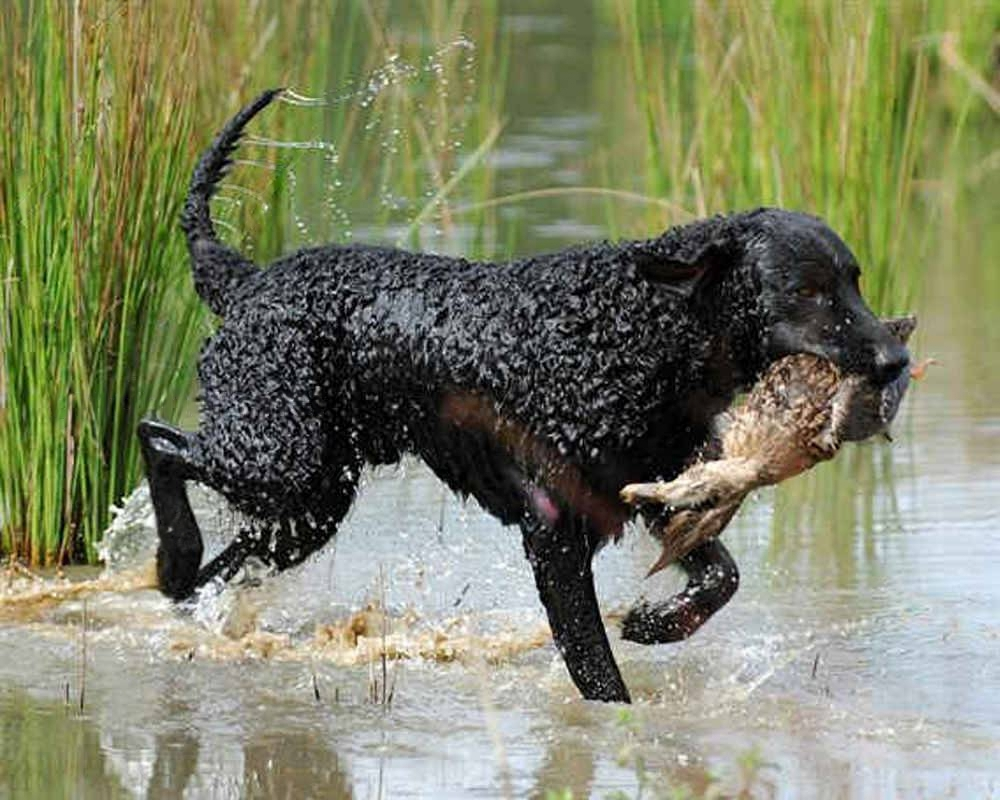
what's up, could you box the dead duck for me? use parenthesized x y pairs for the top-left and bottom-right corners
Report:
(621, 315), (930, 574)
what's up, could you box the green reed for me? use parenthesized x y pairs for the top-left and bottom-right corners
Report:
(0, 2), (208, 564)
(0, 0), (503, 564)
(611, 0), (996, 313)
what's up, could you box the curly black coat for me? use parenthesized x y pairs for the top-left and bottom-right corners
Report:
(140, 90), (909, 702)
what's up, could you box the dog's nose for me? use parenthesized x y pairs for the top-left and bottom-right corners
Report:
(872, 344), (910, 386)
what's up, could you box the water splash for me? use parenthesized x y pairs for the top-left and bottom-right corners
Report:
(99, 483), (157, 571)
(242, 135), (338, 152)
(0, 562), (157, 622)
(216, 38), (482, 249)
(321, 40), (475, 108)
(279, 88), (326, 107)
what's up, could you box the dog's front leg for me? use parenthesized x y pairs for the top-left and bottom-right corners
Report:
(522, 516), (630, 703)
(622, 538), (739, 644)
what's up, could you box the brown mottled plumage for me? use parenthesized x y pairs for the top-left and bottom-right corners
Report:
(622, 316), (921, 574)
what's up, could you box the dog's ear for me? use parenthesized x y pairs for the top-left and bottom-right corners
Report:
(633, 236), (734, 300)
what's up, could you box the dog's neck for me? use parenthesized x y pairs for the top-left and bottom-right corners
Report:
(702, 266), (769, 391)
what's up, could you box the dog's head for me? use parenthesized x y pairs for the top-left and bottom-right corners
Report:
(637, 208), (910, 387)
(747, 209), (909, 385)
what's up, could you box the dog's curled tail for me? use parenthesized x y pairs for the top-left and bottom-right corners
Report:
(182, 88), (284, 316)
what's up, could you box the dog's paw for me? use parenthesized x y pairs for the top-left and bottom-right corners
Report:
(621, 599), (705, 645)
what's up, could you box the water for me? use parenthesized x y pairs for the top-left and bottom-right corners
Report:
(2, 4), (999, 798)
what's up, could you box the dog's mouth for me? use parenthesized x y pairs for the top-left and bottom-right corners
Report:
(766, 315), (913, 388)
(816, 314), (924, 442)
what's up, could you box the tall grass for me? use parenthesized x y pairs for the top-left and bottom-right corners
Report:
(611, 0), (996, 313)
(0, 2), (208, 564)
(0, 0), (503, 565)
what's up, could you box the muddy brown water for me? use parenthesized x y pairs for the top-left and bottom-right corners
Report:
(3, 6), (999, 799)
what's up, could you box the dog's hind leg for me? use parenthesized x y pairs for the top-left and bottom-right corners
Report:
(178, 325), (357, 592)
(522, 515), (630, 703)
(621, 539), (739, 644)
(138, 419), (205, 601)
(268, 470), (360, 571)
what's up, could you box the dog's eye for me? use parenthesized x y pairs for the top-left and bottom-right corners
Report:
(796, 286), (820, 299)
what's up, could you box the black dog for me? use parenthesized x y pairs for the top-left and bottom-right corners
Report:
(140, 90), (909, 702)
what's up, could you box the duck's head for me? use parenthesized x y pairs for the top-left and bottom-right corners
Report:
(832, 315), (922, 442)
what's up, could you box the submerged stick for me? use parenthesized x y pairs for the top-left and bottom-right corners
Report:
(78, 598), (87, 712)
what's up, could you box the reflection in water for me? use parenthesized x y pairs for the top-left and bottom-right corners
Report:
(0, 689), (356, 799)
(529, 738), (596, 800)
(147, 727), (199, 800)
(767, 446), (905, 590)
(0, 690), (131, 799)
(242, 733), (353, 800)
